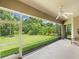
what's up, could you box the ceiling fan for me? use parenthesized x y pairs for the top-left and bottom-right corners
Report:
(56, 3), (73, 20)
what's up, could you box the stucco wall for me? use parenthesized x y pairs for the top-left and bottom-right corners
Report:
(73, 16), (79, 37)
(64, 18), (72, 25)
(64, 16), (79, 41)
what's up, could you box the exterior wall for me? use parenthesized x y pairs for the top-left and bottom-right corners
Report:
(73, 16), (79, 39)
(64, 18), (72, 25)
(64, 16), (79, 41)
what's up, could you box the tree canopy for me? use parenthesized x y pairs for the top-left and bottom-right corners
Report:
(0, 10), (61, 36)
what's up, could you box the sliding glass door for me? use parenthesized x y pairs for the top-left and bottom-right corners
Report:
(65, 24), (71, 39)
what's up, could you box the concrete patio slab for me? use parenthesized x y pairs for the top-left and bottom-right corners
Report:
(23, 39), (79, 59)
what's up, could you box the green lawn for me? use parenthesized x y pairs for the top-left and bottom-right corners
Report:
(0, 35), (58, 57)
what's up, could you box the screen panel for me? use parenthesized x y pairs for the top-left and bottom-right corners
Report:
(0, 9), (22, 59)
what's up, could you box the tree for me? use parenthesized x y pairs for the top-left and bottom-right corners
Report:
(0, 10), (16, 36)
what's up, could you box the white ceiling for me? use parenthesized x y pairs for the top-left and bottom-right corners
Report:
(19, 0), (79, 18)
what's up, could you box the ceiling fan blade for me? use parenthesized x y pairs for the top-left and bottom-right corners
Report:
(62, 14), (68, 19)
(63, 13), (73, 15)
(56, 15), (60, 20)
(56, 11), (61, 20)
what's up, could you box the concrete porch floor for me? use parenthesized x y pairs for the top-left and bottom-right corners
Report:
(23, 39), (79, 59)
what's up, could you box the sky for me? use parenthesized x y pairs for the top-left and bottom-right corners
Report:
(12, 12), (29, 20)
(12, 12), (56, 24)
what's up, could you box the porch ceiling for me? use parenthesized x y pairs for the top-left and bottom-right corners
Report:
(1, 0), (79, 24)
(0, 0), (64, 24)
(19, 0), (79, 20)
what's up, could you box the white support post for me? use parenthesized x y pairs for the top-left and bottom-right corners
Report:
(71, 16), (75, 43)
(18, 15), (22, 59)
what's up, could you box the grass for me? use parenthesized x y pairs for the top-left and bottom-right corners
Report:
(0, 35), (58, 57)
